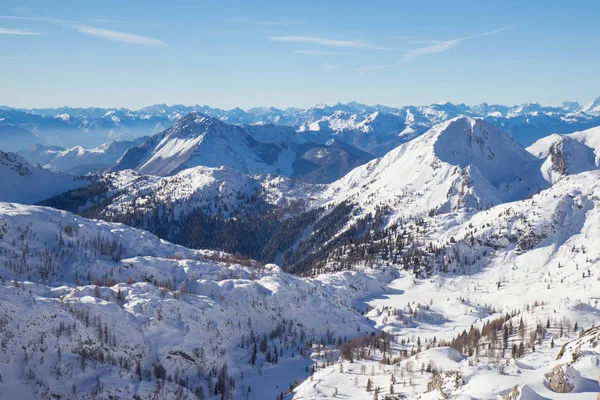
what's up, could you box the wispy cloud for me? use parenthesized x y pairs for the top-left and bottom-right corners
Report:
(270, 35), (394, 50)
(92, 18), (119, 24)
(403, 26), (514, 61)
(0, 14), (166, 46)
(359, 25), (514, 73)
(324, 64), (339, 71)
(294, 49), (353, 56)
(233, 17), (305, 26)
(0, 15), (61, 22)
(208, 28), (236, 37)
(0, 27), (42, 35)
(74, 25), (166, 46)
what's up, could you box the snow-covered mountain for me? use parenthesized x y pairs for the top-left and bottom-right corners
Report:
(0, 151), (89, 203)
(2, 103), (600, 399)
(582, 96), (600, 114)
(109, 112), (372, 183)
(42, 117), (596, 274)
(324, 117), (548, 222)
(18, 137), (148, 174)
(527, 125), (600, 183)
(3, 97), (600, 154)
(7, 144), (600, 399)
(39, 164), (323, 262)
(109, 113), (305, 176)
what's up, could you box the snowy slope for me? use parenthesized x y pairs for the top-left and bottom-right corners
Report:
(0, 202), (398, 399)
(291, 170), (600, 400)
(102, 166), (263, 219)
(0, 151), (89, 204)
(324, 117), (547, 223)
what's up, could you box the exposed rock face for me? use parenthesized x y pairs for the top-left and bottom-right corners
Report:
(549, 140), (567, 175)
(427, 373), (449, 399)
(426, 370), (464, 399)
(502, 385), (520, 400)
(516, 230), (546, 253)
(545, 364), (575, 393)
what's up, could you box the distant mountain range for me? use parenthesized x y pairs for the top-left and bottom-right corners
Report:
(2, 97), (600, 153)
(18, 137), (149, 174)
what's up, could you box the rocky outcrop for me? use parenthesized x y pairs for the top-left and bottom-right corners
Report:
(545, 364), (575, 393)
(426, 370), (464, 399)
(502, 385), (520, 400)
(549, 141), (567, 175)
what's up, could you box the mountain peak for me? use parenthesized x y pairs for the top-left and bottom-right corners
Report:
(432, 117), (537, 185)
(582, 96), (600, 114)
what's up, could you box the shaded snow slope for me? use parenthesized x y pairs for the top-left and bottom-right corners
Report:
(0, 151), (89, 204)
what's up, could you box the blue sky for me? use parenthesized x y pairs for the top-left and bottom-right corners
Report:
(1, 0), (599, 110)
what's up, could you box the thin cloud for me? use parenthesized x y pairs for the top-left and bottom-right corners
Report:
(234, 17), (305, 26)
(0, 15), (62, 22)
(0, 27), (42, 35)
(0, 15), (166, 46)
(92, 18), (119, 24)
(270, 35), (394, 50)
(294, 50), (353, 56)
(74, 25), (167, 46)
(324, 64), (339, 71)
(359, 25), (514, 73)
(403, 25), (514, 61)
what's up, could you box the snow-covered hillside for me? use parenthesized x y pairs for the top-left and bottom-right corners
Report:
(101, 166), (263, 219)
(291, 169), (600, 400)
(18, 138), (148, 174)
(0, 202), (398, 399)
(0, 151), (89, 204)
